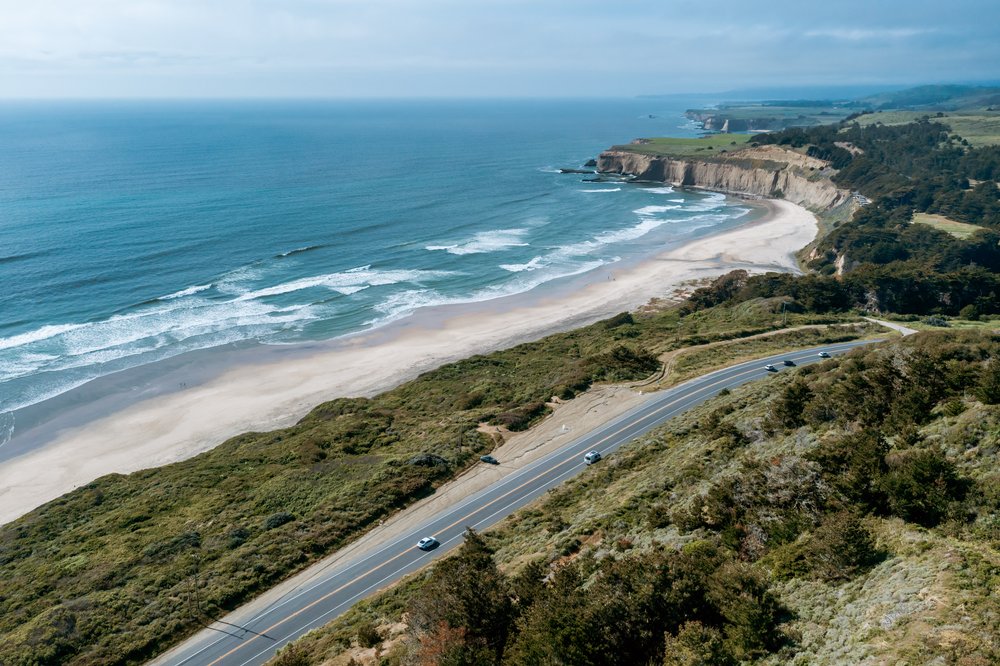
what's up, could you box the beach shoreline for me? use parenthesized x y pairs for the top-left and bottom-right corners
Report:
(0, 197), (816, 525)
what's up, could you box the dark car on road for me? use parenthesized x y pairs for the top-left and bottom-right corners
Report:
(783, 359), (796, 367)
(480, 455), (499, 464)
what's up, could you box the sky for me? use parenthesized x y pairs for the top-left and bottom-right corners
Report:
(1, 0), (998, 98)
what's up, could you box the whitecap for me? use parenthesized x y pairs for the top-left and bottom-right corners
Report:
(499, 257), (546, 273)
(643, 186), (675, 194)
(161, 283), (212, 300)
(236, 267), (452, 301)
(0, 323), (87, 351)
(634, 204), (681, 216)
(579, 188), (621, 193)
(425, 228), (529, 255)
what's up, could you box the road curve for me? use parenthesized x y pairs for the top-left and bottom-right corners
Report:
(152, 339), (876, 666)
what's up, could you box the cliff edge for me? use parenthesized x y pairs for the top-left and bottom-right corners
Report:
(597, 144), (853, 213)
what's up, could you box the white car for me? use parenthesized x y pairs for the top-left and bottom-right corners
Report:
(416, 536), (439, 551)
(763, 364), (777, 372)
(818, 351), (831, 358)
(584, 450), (602, 465)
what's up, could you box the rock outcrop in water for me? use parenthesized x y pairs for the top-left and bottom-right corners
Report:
(596, 148), (852, 211)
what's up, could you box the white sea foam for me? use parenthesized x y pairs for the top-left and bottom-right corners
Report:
(499, 256), (546, 273)
(0, 323), (87, 351)
(0, 411), (14, 451)
(644, 186), (675, 194)
(633, 204), (681, 216)
(580, 188), (621, 193)
(161, 283), (212, 300)
(426, 228), (529, 255)
(236, 267), (452, 301)
(370, 257), (612, 326)
(686, 191), (727, 212)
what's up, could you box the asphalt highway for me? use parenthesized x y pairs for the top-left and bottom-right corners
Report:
(153, 339), (875, 666)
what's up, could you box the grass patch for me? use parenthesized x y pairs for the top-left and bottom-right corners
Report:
(856, 110), (1000, 147)
(610, 134), (753, 157)
(912, 212), (987, 239)
(882, 314), (1000, 332)
(658, 322), (877, 387)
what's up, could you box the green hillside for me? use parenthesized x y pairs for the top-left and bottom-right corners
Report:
(273, 330), (999, 665)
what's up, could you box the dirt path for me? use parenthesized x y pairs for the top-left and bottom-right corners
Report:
(864, 317), (919, 336)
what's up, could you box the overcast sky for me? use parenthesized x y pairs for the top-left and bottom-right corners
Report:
(2, 0), (998, 98)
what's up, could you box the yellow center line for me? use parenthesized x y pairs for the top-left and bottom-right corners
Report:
(204, 344), (858, 665)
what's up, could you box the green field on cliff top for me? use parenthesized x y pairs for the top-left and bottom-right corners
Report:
(610, 134), (753, 157)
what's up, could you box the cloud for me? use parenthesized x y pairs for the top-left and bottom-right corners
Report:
(803, 27), (935, 41)
(0, 0), (996, 97)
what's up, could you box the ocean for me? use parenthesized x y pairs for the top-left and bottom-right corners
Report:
(0, 98), (752, 434)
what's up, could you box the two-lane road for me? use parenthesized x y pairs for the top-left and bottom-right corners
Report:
(153, 339), (875, 666)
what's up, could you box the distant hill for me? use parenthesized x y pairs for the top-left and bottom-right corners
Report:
(858, 84), (1000, 110)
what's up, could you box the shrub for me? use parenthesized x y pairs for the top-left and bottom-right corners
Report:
(978, 357), (1000, 404)
(959, 304), (981, 320)
(270, 645), (312, 666)
(603, 312), (635, 328)
(770, 379), (814, 430)
(769, 511), (884, 582)
(588, 345), (660, 382)
(356, 619), (382, 648)
(662, 621), (734, 666)
(492, 401), (550, 431)
(264, 512), (295, 530)
(881, 448), (969, 527)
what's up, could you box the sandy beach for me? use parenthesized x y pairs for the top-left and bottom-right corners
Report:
(0, 198), (816, 525)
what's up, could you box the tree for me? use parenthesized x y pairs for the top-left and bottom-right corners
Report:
(770, 379), (814, 429)
(662, 621), (734, 666)
(708, 563), (784, 660)
(407, 529), (513, 663)
(881, 448), (968, 527)
(505, 565), (597, 665)
(978, 357), (1000, 404)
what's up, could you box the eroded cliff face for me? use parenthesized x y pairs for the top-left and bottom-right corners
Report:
(596, 150), (851, 211)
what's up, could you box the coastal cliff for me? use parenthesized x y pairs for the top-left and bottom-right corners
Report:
(596, 148), (852, 212)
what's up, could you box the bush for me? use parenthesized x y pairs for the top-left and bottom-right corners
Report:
(356, 619), (383, 648)
(662, 621), (734, 666)
(770, 379), (813, 430)
(881, 448), (968, 527)
(959, 303), (981, 320)
(978, 357), (1000, 404)
(271, 645), (312, 666)
(769, 511), (884, 582)
(588, 345), (660, 382)
(603, 312), (635, 328)
(492, 401), (550, 431)
(264, 512), (295, 530)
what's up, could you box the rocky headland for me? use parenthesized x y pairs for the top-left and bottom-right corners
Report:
(597, 143), (853, 212)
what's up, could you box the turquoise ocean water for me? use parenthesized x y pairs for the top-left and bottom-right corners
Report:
(0, 98), (751, 430)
